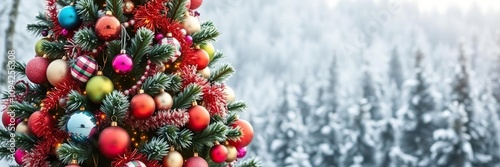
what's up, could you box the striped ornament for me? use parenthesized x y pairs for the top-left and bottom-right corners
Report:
(123, 160), (146, 167)
(70, 55), (97, 83)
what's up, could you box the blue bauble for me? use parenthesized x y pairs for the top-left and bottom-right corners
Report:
(66, 110), (97, 142)
(58, 6), (82, 30)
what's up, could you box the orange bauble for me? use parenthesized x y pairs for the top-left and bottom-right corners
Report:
(28, 111), (55, 137)
(228, 119), (254, 149)
(186, 105), (210, 132)
(193, 49), (209, 71)
(95, 12), (121, 41)
(130, 93), (156, 120)
(98, 126), (130, 159)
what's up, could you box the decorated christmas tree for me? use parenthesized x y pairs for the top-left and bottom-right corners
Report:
(0, 0), (260, 166)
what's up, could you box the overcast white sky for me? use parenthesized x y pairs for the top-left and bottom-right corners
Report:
(327, 0), (500, 13)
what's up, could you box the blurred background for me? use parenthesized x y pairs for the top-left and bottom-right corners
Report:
(2, 0), (500, 166)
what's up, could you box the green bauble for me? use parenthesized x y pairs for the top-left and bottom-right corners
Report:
(200, 43), (215, 61)
(86, 73), (114, 103)
(35, 38), (47, 56)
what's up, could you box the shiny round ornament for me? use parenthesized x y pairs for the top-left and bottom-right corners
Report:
(2, 110), (14, 128)
(210, 144), (228, 163)
(193, 49), (209, 70)
(237, 147), (247, 158)
(26, 57), (50, 84)
(199, 67), (210, 79)
(189, 0), (203, 10)
(67, 110), (97, 142)
(112, 53), (133, 75)
(124, 160), (146, 167)
(65, 160), (81, 167)
(131, 92), (156, 119)
(71, 55), (98, 82)
(228, 119), (254, 149)
(16, 121), (29, 134)
(58, 6), (82, 30)
(95, 12), (121, 41)
(182, 16), (201, 34)
(162, 150), (183, 167)
(28, 111), (55, 137)
(46, 59), (69, 86)
(98, 125), (130, 159)
(35, 38), (47, 56)
(223, 86), (235, 103)
(14, 149), (26, 165)
(186, 105), (210, 132)
(86, 74), (114, 103)
(200, 43), (215, 61)
(154, 91), (173, 110)
(123, 0), (135, 14)
(184, 156), (208, 167)
(225, 145), (237, 162)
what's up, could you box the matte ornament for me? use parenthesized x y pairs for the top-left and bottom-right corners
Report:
(186, 105), (210, 132)
(162, 150), (183, 167)
(124, 160), (146, 167)
(16, 121), (29, 134)
(200, 43), (215, 61)
(199, 67), (210, 79)
(98, 126), (130, 159)
(223, 86), (235, 103)
(210, 145), (228, 163)
(112, 53), (133, 75)
(228, 119), (254, 149)
(95, 13), (121, 41)
(66, 110), (97, 142)
(182, 16), (201, 34)
(46, 59), (69, 86)
(154, 92), (173, 110)
(14, 149), (26, 165)
(189, 0), (203, 10)
(184, 156), (208, 167)
(2, 110), (14, 128)
(35, 38), (47, 56)
(71, 55), (97, 82)
(28, 111), (55, 137)
(58, 6), (82, 30)
(225, 145), (237, 162)
(236, 147), (247, 158)
(193, 49), (209, 70)
(86, 75), (114, 103)
(26, 57), (50, 84)
(131, 93), (156, 119)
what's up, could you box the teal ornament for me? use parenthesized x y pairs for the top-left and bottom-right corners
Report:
(58, 6), (82, 30)
(66, 110), (97, 142)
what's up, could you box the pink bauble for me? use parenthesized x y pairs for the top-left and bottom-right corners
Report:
(112, 53), (133, 75)
(26, 57), (50, 84)
(210, 145), (228, 163)
(237, 147), (247, 158)
(184, 156), (208, 167)
(14, 149), (26, 165)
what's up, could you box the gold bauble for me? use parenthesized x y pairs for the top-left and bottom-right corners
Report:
(199, 67), (210, 79)
(85, 73), (114, 103)
(182, 16), (201, 34)
(46, 59), (69, 86)
(225, 145), (237, 162)
(162, 150), (184, 167)
(154, 91), (173, 110)
(223, 86), (235, 103)
(123, 0), (135, 14)
(15, 121), (29, 134)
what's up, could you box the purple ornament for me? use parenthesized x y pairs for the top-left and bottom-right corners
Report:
(14, 149), (26, 165)
(112, 53), (133, 75)
(237, 147), (247, 158)
(41, 30), (49, 37)
(155, 33), (164, 41)
(195, 11), (201, 17)
(61, 29), (69, 36)
(185, 35), (193, 43)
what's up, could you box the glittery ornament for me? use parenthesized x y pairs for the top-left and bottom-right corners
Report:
(26, 57), (50, 84)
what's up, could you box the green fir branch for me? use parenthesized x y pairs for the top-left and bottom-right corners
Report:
(2, 83), (46, 103)
(66, 90), (88, 112)
(225, 113), (238, 125)
(106, 0), (126, 22)
(76, 0), (99, 22)
(172, 84), (203, 109)
(74, 27), (100, 51)
(148, 44), (176, 65)
(57, 0), (73, 7)
(58, 114), (70, 131)
(208, 52), (224, 68)
(9, 101), (38, 120)
(157, 125), (193, 150)
(100, 91), (130, 125)
(227, 101), (247, 113)
(15, 133), (37, 150)
(0, 147), (14, 161)
(142, 73), (182, 96)
(225, 127), (242, 141)
(192, 122), (228, 151)
(13, 61), (26, 76)
(42, 41), (66, 59)
(209, 63), (234, 83)
(167, 0), (188, 22)
(192, 21), (220, 45)
(128, 28), (154, 68)
(139, 137), (170, 160)
(237, 158), (262, 167)
(56, 142), (93, 164)
(26, 12), (53, 36)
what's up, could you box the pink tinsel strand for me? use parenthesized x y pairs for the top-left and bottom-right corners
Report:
(128, 109), (189, 131)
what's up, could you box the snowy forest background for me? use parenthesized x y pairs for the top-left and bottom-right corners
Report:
(3, 0), (500, 166)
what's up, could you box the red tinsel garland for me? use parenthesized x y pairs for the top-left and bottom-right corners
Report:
(111, 149), (161, 167)
(128, 109), (189, 131)
(46, 0), (64, 39)
(23, 130), (67, 167)
(133, 0), (168, 31)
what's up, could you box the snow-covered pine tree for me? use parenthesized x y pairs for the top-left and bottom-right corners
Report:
(389, 47), (404, 90)
(398, 50), (437, 166)
(361, 65), (382, 120)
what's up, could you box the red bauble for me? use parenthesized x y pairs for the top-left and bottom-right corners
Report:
(186, 0), (191, 9)
(210, 145), (228, 163)
(2, 110), (14, 128)
(193, 49), (209, 71)
(186, 105), (210, 132)
(184, 156), (208, 167)
(228, 119), (254, 149)
(26, 57), (50, 84)
(28, 111), (55, 137)
(190, 0), (203, 10)
(98, 126), (130, 159)
(130, 93), (156, 119)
